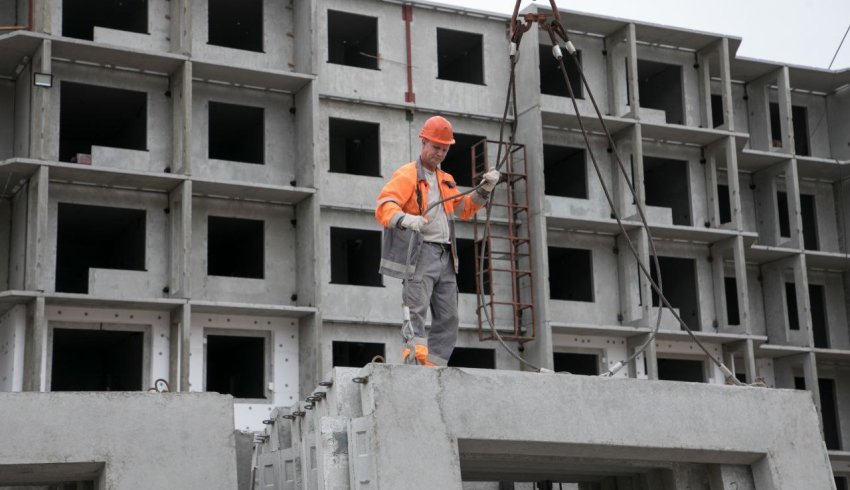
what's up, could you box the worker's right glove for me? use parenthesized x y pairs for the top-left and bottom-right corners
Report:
(480, 168), (501, 192)
(399, 213), (427, 233)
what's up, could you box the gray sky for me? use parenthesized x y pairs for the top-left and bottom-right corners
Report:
(440, 0), (850, 70)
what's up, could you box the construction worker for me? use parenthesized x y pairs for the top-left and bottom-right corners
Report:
(375, 116), (500, 366)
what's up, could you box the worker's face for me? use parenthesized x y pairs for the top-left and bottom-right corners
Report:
(420, 138), (451, 170)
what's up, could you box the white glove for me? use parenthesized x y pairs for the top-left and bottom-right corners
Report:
(400, 213), (427, 232)
(480, 168), (501, 192)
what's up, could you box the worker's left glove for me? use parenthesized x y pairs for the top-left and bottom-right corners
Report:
(480, 168), (501, 192)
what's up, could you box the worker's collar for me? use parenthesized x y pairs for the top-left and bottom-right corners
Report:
(416, 157), (439, 180)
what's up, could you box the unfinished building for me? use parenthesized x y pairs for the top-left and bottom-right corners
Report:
(0, 0), (849, 488)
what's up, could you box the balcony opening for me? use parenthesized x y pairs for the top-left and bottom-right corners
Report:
(792, 105), (810, 156)
(208, 0), (263, 52)
(644, 156), (691, 226)
(327, 10), (378, 70)
(769, 102), (782, 147)
(59, 81), (147, 163)
(637, 59), (683, 124)
(786, 282), (799, 330)
(437, 28), (483, 85)
(456, 238), (490, 295)
(62, 0), (148, 40)
(51, 328), (143, 391)
(441, 133), (485, 187)
(329, 118), (380, 177)
(539, 45), (582, 98)
(206, 334), (266, 399)
(330, 228), (382, 287)
(209, 101), (264, 164)
(820, 378), (842, 450)
(657, 358), (705, 382)
(448, 347), (495, 369)
(801, 193), (819, 250)
(710, 94), (724, 128)
(544, 145), (587, 199)
(725, 276), (740, 325)
(650, 256), (700, 330)
(838, 477), (848, 490)
(810, 284), (828, 348)
(553, 352), (599, 375)
(548, 247), (593, 302)
(56, 203), (146, 294)
(332, 341), (385, 367)
(717, 184), (732, 224)
(207, 216), (264, 279)
(777, 191), (790, 238)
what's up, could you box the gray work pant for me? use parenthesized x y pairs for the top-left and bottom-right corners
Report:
(403, 242), (458, 364)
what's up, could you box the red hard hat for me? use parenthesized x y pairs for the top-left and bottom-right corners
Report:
(419, 116), (455, 145)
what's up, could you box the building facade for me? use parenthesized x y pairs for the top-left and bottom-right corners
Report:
(0, 0), (849, 486)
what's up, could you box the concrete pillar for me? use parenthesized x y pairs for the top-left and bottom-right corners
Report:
(168, 180), (191, 298)
(24, 166), (47, 292)
(170, 0), (192, 55)
(717, 38), (736, 133)
(23, 296), (46, 391)
(171, 61), (192, 175)
(28, 40), (51, 161)
(169, 303), (191, 392)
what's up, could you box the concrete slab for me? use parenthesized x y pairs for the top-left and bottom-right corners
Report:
(0, 392), (238, 489)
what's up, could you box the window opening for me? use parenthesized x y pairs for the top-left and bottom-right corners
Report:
(769, 102), (782, 147)
(792, 105), (810, 156)
(724, 276), (740, 325)
(332, 341), (385, 367)
(800, 193), (818, 250)
(62, 0), (148, 40)
(644, 156), (691, 226)
(51, 328), (143, 391)
(441, 133), (485, 187)
(329, 118), (380, 176)
(448, 347), (495, 369)
(456, 238), (490, 294)
(206, 334), (266, 399)
(59, 82), (147, 163)
(553, 352), (599, 375)
(539, 45), (582, 98)
(207, 216), (264, 279)
(710, 94), (724, 128)
(650, 256), (700, 330)
(437, 28), (484, 84)
(330, 228), (382, 287)
(785, 282), (799, 330)
(637, 59), (684, 124)
(777, 191), (790, 238)
(657, 358), (705, 382)
(208, 0), (263, 52)
(820, 378), (842, 450)
(810, 284), (828, 348)
(544, 145), (587, 199)
(56, 203), (146, 294)
(717, 184), (732, 224)
(208, 101), (264, 165)
(548, 247), (593, 302)
(327, 10), (379, 70)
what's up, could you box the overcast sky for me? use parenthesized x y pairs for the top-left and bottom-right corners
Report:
(440, 0), (850, 70)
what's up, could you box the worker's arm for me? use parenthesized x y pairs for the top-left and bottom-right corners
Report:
(376, 166), (417, 228)
(452, 168), (499, 220)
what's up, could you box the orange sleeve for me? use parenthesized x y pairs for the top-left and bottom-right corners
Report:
(376, 165), (417, 228)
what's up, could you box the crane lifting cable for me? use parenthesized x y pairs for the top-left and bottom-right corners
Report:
(471, 0), (756, 385)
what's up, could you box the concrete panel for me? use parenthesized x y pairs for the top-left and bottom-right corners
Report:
(12, 66), (30, 158)
(352, 364), (833, 489)
(0, 391), (237, 489)
(551, 332), (631, 378)
(191, 82), (296, 186)
(191, 197), (296, 305)
(46, 183), (169, 298)
(8, 186), (27, 290)
(546, 230), (619, 326)
(538, 32), (609, 117)
(0, 198), (8, 289)
(188, 312), (299, 431)
(92, 0), (171, 53)
(826, 86), (850, 160)
(190, 0), (295, 72)
(0, 80), (13, 161)
(50, 63), (172, 169)
(0, 305), (26, 392)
